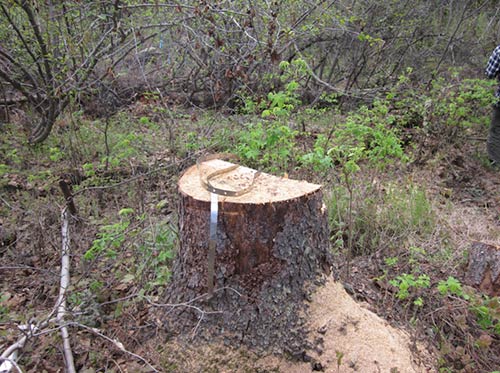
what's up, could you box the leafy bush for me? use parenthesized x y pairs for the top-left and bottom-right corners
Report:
(233, 121), (298, 172)
(387, 70), (496, 136)
(239, 59), (306, 117)
(136, 221), (177, 289)
(472, 297), (500, 335)
(300, 99), (407, 174)
(84, 208), (176, 291)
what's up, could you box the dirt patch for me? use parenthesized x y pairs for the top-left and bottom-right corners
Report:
(430, 144), (500, 218)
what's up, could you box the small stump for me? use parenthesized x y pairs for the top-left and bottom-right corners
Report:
(466, 242), (500, 296)
(164, 159), (332, 353)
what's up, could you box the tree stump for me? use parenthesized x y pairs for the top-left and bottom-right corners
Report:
(465, 242), (500, 296)
(164, 158), (332, 353)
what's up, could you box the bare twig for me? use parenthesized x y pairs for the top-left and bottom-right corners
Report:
(291, 42), (381, 99)
(0, 266), (55, 274)
(0, 278), (243, 371)
(145, 286), (245, 310)
(426, 0), (473, 88)
(0, 196), (12, 210)
(144, 286), (246, 338)
(69, 322), (159, 373)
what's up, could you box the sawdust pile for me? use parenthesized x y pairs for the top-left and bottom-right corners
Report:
(259, 279), (436, 372)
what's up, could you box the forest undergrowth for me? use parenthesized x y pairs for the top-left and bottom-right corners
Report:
(1, 70), (500, 372)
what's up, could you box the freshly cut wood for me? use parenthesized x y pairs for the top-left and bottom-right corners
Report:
(465, 241), (500, 296)
(164, 158), (332, 353)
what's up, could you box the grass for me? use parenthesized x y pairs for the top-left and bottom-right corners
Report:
(326, 176), (436, 256)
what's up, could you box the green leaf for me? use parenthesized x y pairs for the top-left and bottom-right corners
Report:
(119, 208), (134, 216)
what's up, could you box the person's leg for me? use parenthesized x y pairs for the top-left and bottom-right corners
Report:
(487, 103), (500, 164)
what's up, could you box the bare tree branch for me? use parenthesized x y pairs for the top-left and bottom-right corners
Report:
(57, 208), (76, 373)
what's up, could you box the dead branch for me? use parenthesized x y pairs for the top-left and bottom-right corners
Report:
(0, 322), (44, 372)
(0, 208), (75, 372)
(0, 357), (23, 373)
(57, 208), (76, 373)
(291, 42), (377, 100)
(0, 264), (241, 371)
(145, 287), (245, 339)
(71, 147), (217, 197)
(58, 180), (77, 216)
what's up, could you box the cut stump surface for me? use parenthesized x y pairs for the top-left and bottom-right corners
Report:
(164, 158), (332, 353)
(180, 159), (322, 203)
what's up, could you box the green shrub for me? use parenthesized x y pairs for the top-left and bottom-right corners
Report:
(136, 222), (177, 289)
(233, 121), (298, 172)
(300, 99), (407, 174)
(472, 297), (500, 335)
(389, 273), (430, 306)
(84, 216), (130, 261)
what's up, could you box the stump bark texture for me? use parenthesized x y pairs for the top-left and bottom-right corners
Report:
(164, 159), (332, 353)
(466, 241), (500, 296)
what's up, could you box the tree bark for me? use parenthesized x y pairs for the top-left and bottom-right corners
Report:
(164, 159), (332, 353)
(465, 241), (500, 296)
